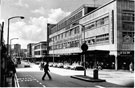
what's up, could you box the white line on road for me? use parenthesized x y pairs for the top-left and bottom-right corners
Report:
(95, 85), (106, 88)
(42, 85), (46, 87)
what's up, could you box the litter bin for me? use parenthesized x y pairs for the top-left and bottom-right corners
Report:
(93, 69), (98, 79)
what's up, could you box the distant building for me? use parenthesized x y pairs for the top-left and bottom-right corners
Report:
(13, 44), (21, 57)
(33, 41), (48, 58)
(27, 43), (35, 58)
(20, 49), (27, 58)
(26, 41), (48, 61)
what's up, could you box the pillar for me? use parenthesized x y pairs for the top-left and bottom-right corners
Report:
(115, 55), (118, 70)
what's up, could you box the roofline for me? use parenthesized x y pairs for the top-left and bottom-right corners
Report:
(57, 4), (98, 24)
(80, 0), (134, 20)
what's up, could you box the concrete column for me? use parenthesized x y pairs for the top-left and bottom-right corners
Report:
(115, 55), (118, 70)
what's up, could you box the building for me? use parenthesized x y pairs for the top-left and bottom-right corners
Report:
(13, 44), (21, 58)
(26, 41), (48, 62)
(33, 41), (48, 58)
(48, 0), (134, 70)
(27, 43), (35, 58)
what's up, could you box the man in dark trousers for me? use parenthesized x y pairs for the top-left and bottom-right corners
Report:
(42, 61), (52, 80)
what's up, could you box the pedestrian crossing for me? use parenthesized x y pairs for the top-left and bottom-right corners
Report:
(17, 75), (46, 87)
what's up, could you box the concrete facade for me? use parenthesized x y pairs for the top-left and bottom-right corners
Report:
(48, 0), (134, 70)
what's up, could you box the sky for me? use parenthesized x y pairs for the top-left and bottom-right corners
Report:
(1, 0), (110, 49)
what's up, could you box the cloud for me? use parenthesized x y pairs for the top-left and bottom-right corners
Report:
(10, 17), (47, 48)
(34, 0), (43, 2)
(31, 7), (45, 15)
(47, 8), (71, 23)
(9, 8), (70, 48)
(15, 0), (29, 8)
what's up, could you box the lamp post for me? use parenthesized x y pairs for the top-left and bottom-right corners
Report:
(10, 38), (19, 57)
(77, 24), (88, 76)
(7, 16), (24, 56)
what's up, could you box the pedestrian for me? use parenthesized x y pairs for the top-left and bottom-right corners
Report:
(42, 61), (52, 80)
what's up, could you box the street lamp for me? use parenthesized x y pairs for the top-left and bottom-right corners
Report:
(73, 23), (88, 76)
(78, 23), (99, 79)
(10, 38), (19, 57)
(7, 16), (24, 56)
(80, 24), (88, 76)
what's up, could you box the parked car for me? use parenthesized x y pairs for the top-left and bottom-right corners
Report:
(49, 63), (53, 67)
(53, 63), (58, 67)
(74, 66), (85, 70)
(70, 65), (76, 70)
(57, 63), (64, 68)
(24, 63), (30, 67)
(71, 65), (85, 70)
(63, 64), (70, 69)
(35, 61), (41, 65)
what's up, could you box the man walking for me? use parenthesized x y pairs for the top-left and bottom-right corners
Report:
(42, 61), (52, 80)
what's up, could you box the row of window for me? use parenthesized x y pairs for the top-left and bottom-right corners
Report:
(122, 11), (134, 31)
(50, 16), (109, 43)
(122, 22), (134, 31)
(50, 33), (109, 50)
(50, 40), (80, 50)
(122, 12), (134, 22)
(50, 11), (82, 34)
(50, 26), (80, 42)
(34, 44), (47, 50)
(34, 50), (47, 55)
(34, 45), (40, 50)
(85, 16), (109, 30)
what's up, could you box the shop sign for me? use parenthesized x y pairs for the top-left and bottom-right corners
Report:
(118, 51), (131, 55)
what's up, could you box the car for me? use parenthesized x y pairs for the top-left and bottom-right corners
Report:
(63, 64), (70, 69)
(53, 63), (58, 67)
(74, 66), (85, 70)
(49, 63), (53, 67)
(35, 61), (41, 65)
(70, 65), (76, 70)
(24, 63), (30, 67)
(57, 63), (64, 68)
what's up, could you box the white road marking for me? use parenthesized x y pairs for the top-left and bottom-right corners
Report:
(42, 85), (46, 87)
(95, 85), (106, 88)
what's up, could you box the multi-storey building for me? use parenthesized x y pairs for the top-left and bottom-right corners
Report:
(48, 0), (134, 70)
(13, 44), (21, 57)
(33, 41), (48, 58)
(27, 43), (35, 58)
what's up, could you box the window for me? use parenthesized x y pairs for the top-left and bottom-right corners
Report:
(122, 22), (134, 31)
(86, 22), (95, 30)
(96, 33), (109, 43)
(41, 44), (47, 49)
(42, 50), (47, 55)
(34, 51), (40, 55)
(122, 13), (134, 22)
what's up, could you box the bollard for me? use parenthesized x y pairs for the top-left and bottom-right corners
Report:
(93, 69), (98, 79)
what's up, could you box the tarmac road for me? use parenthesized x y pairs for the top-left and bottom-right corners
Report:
(16, 61), (134, 87)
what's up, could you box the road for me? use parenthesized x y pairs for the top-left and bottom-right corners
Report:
(16, 61), (134, 87)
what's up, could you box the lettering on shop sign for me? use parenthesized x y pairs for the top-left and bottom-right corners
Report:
(119, 51), (131, 55)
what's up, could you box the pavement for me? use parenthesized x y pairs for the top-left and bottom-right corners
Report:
(71, 75), (106, 82)
(70, 68), (134, 87)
